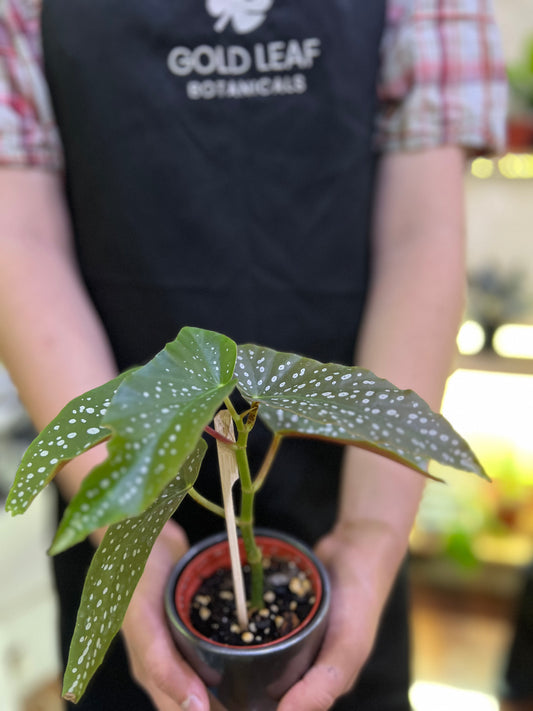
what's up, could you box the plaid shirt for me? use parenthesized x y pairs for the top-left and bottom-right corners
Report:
(0, 0), (507, 172)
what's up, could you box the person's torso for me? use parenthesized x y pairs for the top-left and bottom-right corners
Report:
(42, 0), (385, 370)
(43, 0), (385, 543)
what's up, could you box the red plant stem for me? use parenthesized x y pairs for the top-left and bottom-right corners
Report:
(204, 425), (236, 445)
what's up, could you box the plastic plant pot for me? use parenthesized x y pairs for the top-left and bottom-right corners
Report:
(165, 528), (331, 711)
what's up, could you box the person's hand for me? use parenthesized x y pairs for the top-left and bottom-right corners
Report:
(277, 520), (407, 711)
(121, 520), (226, 711)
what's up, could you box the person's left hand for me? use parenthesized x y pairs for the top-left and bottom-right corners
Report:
(121, 520), (228, 711)
(277, 521), (404, 711)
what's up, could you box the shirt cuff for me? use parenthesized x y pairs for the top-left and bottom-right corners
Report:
(0, 107), (63, 170)
(376, 79), (508, 156)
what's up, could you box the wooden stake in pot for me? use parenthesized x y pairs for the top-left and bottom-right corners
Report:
(214, 410), (249, 629)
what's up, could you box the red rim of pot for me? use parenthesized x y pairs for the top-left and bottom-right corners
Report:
(174, 535), (324, 650)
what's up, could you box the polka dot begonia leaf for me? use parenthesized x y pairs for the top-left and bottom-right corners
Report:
(235, 345), (488, 481)
(62, 441), (206, 704)
(6, 370), (137, 516)
(49, 327), (237, 554)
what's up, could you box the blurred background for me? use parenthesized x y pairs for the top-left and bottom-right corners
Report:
(2, 1), (533, 710)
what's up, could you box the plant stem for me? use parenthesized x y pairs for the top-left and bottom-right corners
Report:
(239, 518), (264, 609)
(224, 397), (280, 609)
(204, 424), (236, 445)
(234, 428), (264, 610)
(224, 396), (241, 427)
(188, 487), (233, 521)
(253, 434), (282, 493)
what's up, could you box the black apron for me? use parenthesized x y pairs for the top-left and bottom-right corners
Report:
(42, 1), (410, 708)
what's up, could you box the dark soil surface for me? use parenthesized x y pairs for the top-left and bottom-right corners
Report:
(189, 557), (316, 645)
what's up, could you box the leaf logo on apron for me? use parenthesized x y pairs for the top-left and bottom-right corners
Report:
(206, 0), (274, 34)
(167, 0), (321, 100)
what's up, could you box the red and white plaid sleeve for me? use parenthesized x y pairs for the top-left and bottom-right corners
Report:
(376, 0), (508, 155)
(0, 0), (508, 167)
(0, 0), (62, 169)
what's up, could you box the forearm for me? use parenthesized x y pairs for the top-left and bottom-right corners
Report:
(356, 148), (466, 402)
(336, 146), (466, 585)
(0, 168), (118, 502)
(0, 171), (209, 708)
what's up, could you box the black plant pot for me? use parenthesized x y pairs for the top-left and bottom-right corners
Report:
(165, 528), (331, 711)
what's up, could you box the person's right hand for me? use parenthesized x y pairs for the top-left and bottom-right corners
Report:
(121, 520), (225, 711)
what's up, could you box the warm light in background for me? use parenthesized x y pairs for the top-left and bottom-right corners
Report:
(471, 157), (495, 179)
(493, 324), (533, 359)
(410, 682), (498, 711)
(470, 153), (533, 179)
(457, 320), (486, 355)
(416, 368), (533, 567)
(420, 368), (533, 540)
(442, 369), (533, 475)
(457, 323), (533, 359)
(498, 153), (533, 179)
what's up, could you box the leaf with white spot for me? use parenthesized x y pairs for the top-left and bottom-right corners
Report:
(62, 441), (206, 704)
(5, 371), (137, 516)
(236, 345), (488, 480)
(50, 328), (237, 553)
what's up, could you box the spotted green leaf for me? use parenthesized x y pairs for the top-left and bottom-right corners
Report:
(6, 371), (137, 516)
(236, 345), (487, 480)
(62, 441), (206, 704)
(50, 328), (237, 553)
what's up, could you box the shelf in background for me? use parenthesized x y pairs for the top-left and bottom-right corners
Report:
(454, 352), (533, 376)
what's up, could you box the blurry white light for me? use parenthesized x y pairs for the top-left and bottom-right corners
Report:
(457, 320), (485, 355)
(443, 369), (527, 437)
(410, 682), (498, 711)
(493, 324), (533, 359)
(441, 369), (533, 471)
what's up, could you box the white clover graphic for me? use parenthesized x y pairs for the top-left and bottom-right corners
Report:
(206, 0), (274, 34)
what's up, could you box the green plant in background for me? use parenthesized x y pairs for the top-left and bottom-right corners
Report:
(508, 36), (533, 113)
(5, 326), (488, 702)
(415, 445), (533, 572)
